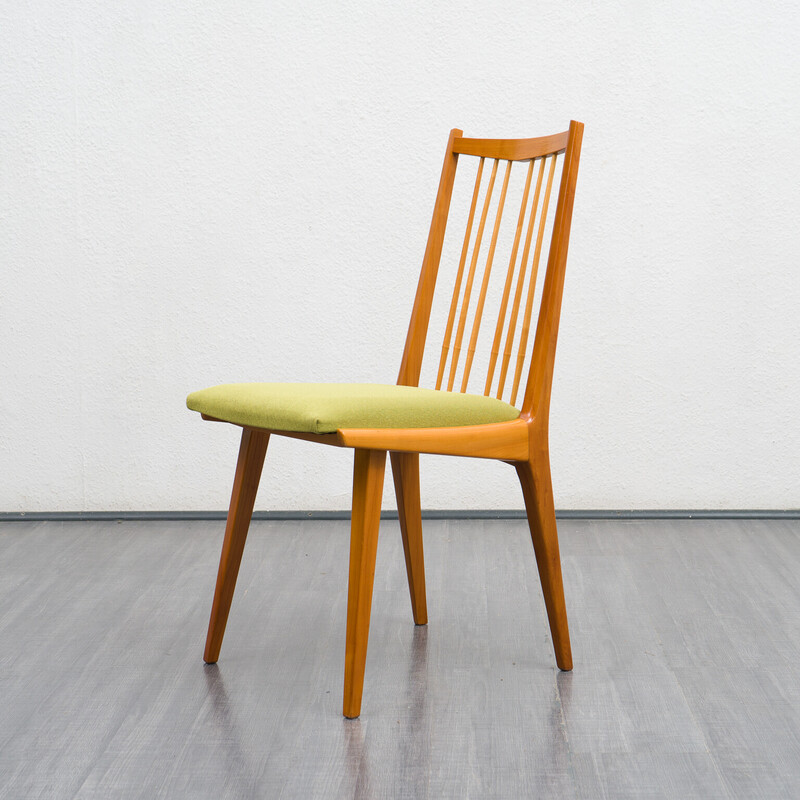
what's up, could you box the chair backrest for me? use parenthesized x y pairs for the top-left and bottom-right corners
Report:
(397, 121), (584, 423)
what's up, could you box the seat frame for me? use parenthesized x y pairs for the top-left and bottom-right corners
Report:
(199, 121), (584, 718)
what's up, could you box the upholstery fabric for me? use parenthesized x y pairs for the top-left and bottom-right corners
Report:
(186, 383), (520, 434)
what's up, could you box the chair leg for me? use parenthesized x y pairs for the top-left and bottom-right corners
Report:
(343, 448), (386, 718)
(203, 428), (270, 664)
(390, 451), (428, 625)
(515, 454), (573, 671)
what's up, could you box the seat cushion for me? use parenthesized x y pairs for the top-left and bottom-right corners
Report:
(186, 383), (520, 434)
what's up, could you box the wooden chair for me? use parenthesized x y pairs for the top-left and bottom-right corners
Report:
(187, 121), (584, 718)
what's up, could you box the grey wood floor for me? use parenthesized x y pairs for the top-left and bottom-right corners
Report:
(2, 517), (800, 799)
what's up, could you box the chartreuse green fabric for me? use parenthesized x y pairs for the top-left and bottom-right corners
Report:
(186, 383), (520, 434)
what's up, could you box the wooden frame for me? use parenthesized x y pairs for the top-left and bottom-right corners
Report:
(199, 122), (585, 718)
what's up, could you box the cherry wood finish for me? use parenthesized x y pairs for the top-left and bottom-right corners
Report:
(203, 427), (269, 664)
(198, 122), (584, 716)
(516, 450), (572, 669)
(453, 131), (570, 160)
(343, 449), (386, 718)
(202, 414), (530, 460)
(397, 128), (462, 391)
(391, 451), (427, 625)
(484, 157), (536, 397)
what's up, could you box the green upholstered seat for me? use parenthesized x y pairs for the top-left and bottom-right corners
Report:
(186, 383), (520, 435)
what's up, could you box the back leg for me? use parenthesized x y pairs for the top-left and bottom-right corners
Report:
(391, 451), (428, 625)
(515, 454), (572, 670)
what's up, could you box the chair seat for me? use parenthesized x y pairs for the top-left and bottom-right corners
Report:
(186, 383), (520, 435)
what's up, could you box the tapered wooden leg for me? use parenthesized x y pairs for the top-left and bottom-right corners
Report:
(516, 454), (572, 671)
(343, 448), (386, 718)
(203, 428), (269, 664)
(390, 451), (428, 625)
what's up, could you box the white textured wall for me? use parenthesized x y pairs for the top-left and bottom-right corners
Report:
(2, 1), (799, 512)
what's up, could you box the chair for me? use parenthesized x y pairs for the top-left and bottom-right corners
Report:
(187, 121), (584, 718)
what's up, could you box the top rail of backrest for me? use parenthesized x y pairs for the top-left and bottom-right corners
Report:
(452, 131), (570, 161)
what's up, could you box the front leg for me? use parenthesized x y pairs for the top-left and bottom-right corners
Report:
(204, 427), (269, 664)
(343, 448), (386, 718)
